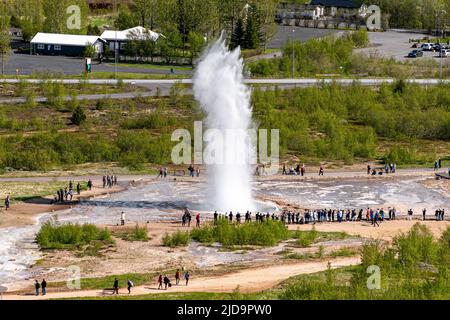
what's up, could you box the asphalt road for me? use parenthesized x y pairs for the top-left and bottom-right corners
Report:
(1, 78), (448, 86)
(0, 78), (447, 104)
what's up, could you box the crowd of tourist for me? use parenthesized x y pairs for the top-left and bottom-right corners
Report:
(53, 180), (90, 204)
(209, 206), (446, 227)
(103, 175), (118, 188)
(367, 163), (397, 175)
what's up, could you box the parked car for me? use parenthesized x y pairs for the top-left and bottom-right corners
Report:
(408, 49), (424, 58)
(433, 43), (448, 51)
(438, 49), (450, 57)
(421, 43), (434, 51)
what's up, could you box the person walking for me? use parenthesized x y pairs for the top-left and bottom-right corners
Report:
(175, 269), (181, 285)
(113, 278), (119, 294)
(76, 183), (81, 195)
(87, 179), (93, 190)
(41, 279), (47, 296)
(185, 271), (190, 286)
(422, 208), (426, 221)
(373, 211), (380, 227)
(158, 274), (163, 290)
(103, 176), (107, 188)
(127, 280), (134, 294)
(34, 280), (40, 296)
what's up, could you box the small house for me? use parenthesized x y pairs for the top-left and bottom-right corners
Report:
(309, 0), (366, 17)
(30, 33), (106, 57)
(100, 26), (159, 54)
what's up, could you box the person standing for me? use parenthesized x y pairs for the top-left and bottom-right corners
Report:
(41, 279), (47, 296)
(76, 182), (81, 195)
(187, 212), (192, 227)
(87, 179), (93, 190)
(175, 269), (181, 285)
(121, 212), (126, 226)
(422, 208), (426, 221)
(34, 280), (40, 296)
(103, 176), (107, 188)
(185, 271), (190, 286)
(319, 165), (324, 176)
(113, 278), (119, 294)
(4, 194), (10, 211)
(158, 274), (163, 290)
(163, 275), (171, 290)
(195, 213), (201, 228)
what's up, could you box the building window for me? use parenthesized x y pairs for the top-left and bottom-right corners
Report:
(37, 44), (44, 49)
(54, 45), (62, 51)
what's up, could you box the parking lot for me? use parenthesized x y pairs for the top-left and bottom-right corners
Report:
(267, 25), (340, 49)
(355, 30), (448, 62)
(3, 52), (193, 76)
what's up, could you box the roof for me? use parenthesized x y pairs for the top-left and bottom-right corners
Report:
(30, 33), (105, 46)
(101, 26), (159, 42)
(309, 0), (360, 8)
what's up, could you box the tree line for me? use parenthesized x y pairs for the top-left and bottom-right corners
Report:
(356, 0), (450, 32)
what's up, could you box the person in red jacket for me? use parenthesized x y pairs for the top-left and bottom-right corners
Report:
(196, 213), (201, 227)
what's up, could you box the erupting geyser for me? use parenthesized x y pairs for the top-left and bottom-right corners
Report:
(193, 34), (255, 213)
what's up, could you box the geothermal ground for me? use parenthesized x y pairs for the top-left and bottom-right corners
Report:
(0, 168), (449, 298)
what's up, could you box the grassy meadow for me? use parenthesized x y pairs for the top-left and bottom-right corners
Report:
(0, 80), (449, 173)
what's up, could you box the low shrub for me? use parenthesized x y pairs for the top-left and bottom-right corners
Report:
(162, 231), (191, 248)
(280, 224), (450, 300)
(36, 221), (113, 250)
(191, 219), (290, 247)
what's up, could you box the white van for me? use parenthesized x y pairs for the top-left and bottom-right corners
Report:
(421, 43), (434, 51)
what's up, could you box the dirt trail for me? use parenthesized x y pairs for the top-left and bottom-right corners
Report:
(2, 257), (359, 300)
